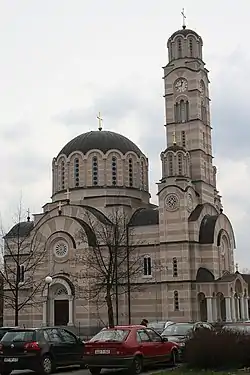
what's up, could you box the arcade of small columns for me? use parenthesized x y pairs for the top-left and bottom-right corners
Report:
(198, 280), (249, 323)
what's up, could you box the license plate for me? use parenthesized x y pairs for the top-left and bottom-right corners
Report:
(4, 358), (18, 363)
(95, 349), (110, 354)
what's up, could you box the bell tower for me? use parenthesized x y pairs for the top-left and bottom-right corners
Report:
(163, 17), (219, 205)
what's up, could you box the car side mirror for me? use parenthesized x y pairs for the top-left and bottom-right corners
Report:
(162, 337), (168, 342)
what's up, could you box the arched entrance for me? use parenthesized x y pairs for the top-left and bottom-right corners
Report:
(198, 293), (207, 321)
(42, 277), (74, 326)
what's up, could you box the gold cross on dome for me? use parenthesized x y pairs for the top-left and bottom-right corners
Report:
(181, 8), (186, 29)
(172, 130), (177, 145)
(97, 112), (103, 131)
(65, 188), (70, 201)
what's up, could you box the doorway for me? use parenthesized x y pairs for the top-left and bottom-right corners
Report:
(54, 300), (69, 326)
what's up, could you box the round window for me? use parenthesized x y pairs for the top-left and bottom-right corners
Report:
(54, 241), (69, 258)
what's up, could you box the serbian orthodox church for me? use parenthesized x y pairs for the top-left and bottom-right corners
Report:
(4, 20), (249, 329)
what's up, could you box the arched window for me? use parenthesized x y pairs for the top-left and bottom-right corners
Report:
(174, 291), (179, 311)
(128, 158), (133, 187)
(143, 256), (152, 276)
(111, 156), (117, 185)
(92, 156), (98, 185)
(74, 158), (80, 187)
(168, 154), (173, 176)
(173, 257), (178, 277)
(189, 38), (193, 57)
(141, 159), (144, 188)
(61, 160), (65, 190)
(177, 38), (182, 58)
(177, 154), (183, 175)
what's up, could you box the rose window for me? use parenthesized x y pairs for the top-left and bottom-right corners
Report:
(54, 242), (68, 258)
(165, 193), (179, 211)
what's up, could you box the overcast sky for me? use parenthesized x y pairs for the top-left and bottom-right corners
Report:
(0, 0), (249, 269)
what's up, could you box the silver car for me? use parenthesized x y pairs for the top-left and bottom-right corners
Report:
(148, 321), (174, 334)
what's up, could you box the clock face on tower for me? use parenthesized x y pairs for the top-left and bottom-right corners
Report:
(174, 78), (188, 93)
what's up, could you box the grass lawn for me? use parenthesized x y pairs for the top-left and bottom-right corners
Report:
(153, 367), (250, 374)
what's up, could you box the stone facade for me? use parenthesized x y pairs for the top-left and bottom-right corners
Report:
(3, 25), (249, 329)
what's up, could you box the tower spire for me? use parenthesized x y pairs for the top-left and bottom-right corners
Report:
(181, 8), (186, 29)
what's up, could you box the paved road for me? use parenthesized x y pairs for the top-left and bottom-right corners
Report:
(13, 364), (174, 375)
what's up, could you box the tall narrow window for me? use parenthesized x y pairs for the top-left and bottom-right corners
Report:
(168, 154), (173, 176)
(128, 158), (133, 187)
(141, 160), (144, 188)
(189, 38), (193, 57)
(203, 161), (207, 179)
(173, 257), (178, 277)
(181, 131), (186, 147)
(177, 154), (183, 175)
(174, 291), (179, 311)
(74, 158), (80, 187)
(185, 101), (189, 121)
(92, 156), (98, 185)
(177, 38), (182, 58)
(175, 103), (180, 123)
(203, 132), (206, 148)
(180, 100), (186, 122)
(61, 161), (65, 190)
(17, 264), (25, 283)
(201, 105), (207, 123)
(143, 256), (152, 276)
(111, 156), (117, 185)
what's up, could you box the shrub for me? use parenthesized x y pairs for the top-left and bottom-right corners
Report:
(184, 328), (250, 369)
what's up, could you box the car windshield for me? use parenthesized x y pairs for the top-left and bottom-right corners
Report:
(0, 330), (12, 340)
(162, 323), (193, 336)
(1, 330), (35, 342)
(90, 329), (129, 343)
(148, 322), (165, 330)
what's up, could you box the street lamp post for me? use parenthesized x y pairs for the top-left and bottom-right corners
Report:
(45, 276), (52, 326)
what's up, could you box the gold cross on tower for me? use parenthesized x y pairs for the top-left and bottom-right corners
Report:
(97, 112), (103, 131)
(181, 8), (186, 29)
(172, 130), (177, 145)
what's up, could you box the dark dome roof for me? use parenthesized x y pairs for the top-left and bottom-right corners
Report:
(5, 221), (34, 238)
(168, 28), (202, 42)
(58, 130), (143, 157)
(129, 208), (159, 227)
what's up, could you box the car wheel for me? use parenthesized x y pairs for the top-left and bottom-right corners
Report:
(169, 349), (177, 366)
(89, 368), (101, 375)
(131, 356), (143, 374)
(40, 355), (54, 375)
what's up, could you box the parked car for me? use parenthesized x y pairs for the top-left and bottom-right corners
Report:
(84, 325), (179, 374)
(148, 321), (174, 334)
(0, 327), (85, 375)
(161, 322), (213, 358)
(222, 322), (250, 333)
(0, 329), (18, 341)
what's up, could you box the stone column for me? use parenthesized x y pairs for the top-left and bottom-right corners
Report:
(42, 301), (47, 326)
(206, 297), (213, 322)
(68, 297), (73, 326)
(231, 296), (236, 322)
(236, 297), (240, 321)
(212, 297), (218, 322)
(245, 298), (249, 320)
(225, 297), (232, 322)
(240, 296), (245, 320)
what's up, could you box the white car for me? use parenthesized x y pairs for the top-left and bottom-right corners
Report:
(148, 320), (174, 334)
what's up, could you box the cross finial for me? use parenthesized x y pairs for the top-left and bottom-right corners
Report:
(58, 201), (62, 215)
(27, 208), (30, 222)
(235, 263), (239, 272)
(172, 130), (176, 145)
(97, 112), (103, 131)
(65, 188), (70, 202)
(181, 8), (186, 29)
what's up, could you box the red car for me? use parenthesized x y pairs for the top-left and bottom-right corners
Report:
(83, 325), (179, 374)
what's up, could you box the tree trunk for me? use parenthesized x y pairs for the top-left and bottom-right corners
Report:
(14, 291), (18, 326)
(105, 292), (114, 328)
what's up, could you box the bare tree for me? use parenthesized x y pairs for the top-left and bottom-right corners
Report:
(0, 202), (47, 326)
(75, 209), (144, 328)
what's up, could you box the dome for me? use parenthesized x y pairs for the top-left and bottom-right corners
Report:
(168, 28), (202, 42)
(58, 130), (144, 157)
(164, 144), (186, 153)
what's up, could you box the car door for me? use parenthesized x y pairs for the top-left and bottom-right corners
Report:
(45, 328), (67, 365)
(59, 329), (83, 364)
(145, 328), (171, 363)
(136, 329), (155, 365)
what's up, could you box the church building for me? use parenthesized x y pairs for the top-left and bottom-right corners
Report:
(3, 22), (249, 329)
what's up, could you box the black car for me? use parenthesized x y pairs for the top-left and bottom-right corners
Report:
(0, 329), (18, 341)
(0, 327), (85, 375)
